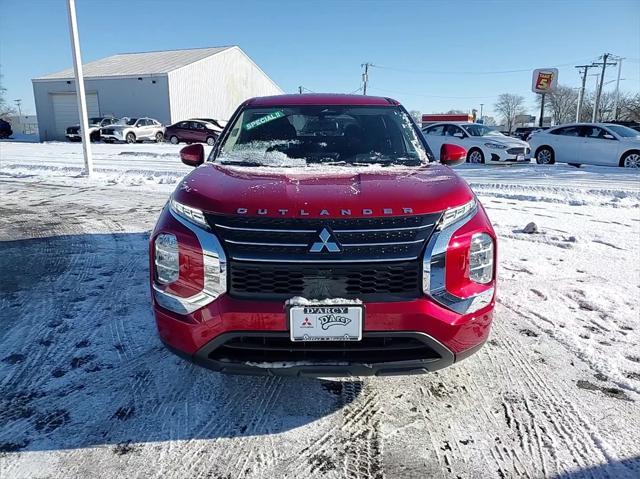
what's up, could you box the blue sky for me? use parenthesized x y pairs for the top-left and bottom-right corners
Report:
(1, 0), (639, 118)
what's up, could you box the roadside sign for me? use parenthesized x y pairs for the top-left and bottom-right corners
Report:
(532, 68), (559, 93)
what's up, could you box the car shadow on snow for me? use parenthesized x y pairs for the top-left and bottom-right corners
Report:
(0, 233), (361, 453)
(552, 456), (640, 478)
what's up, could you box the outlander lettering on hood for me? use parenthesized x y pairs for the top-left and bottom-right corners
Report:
(150, 94), (497, 377)
(236, 207), (414, 216)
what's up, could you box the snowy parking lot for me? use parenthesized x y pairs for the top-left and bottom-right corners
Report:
(1, 141), (639, 478)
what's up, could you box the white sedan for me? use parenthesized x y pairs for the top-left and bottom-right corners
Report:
(528, 123), (640, 168)
(101, 117), (165, 144)
(422, 122), (531, 164)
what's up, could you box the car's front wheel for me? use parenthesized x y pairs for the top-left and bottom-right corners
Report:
(126, 132), (136, 144)
(467, 148), (485, 164)
(206, 136), (215, 146)
(535, 146), (555, 164)
(620, 151), (640, 168)
(155, 132), (164, 143)
(169, 135), (179, 145)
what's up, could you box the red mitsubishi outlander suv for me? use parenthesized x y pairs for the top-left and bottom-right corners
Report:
(150, 94), (496, 376)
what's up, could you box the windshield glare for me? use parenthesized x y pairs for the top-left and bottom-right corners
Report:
(215, 106), (428, 166)
(606, 124), (640, 138)
(461, 124), (503, 137)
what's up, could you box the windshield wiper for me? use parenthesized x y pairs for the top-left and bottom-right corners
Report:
(219, 160), (266, 167)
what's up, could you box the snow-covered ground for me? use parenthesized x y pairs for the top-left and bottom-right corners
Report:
(1, 141), (639, 478)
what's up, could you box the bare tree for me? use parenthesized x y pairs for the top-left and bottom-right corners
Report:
(619, 93), (640, 121)
(0, 69), (16, 120)
(535, 85), (578, 124)
(494, 94), (525, 133)
(482, 116), (497, 126)
(409, 110), (422, 124)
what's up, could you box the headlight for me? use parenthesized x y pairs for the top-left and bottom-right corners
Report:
(437, 198), (476, 231)
(469, 233), (494, 284)
(170, 198), (208, 229)
(154, 233), (179, 284)
(484, 142), (507, 149)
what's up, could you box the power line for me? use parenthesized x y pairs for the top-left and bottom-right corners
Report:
(369, 60), (594, 76)
(368, 87), (498, 100)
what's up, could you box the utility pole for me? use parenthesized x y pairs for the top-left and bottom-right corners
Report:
(361, 63), (372, 95)
(480, 103), (484, 121)
(298, 86), (303, 94)
(575, 64), (597, 122)
(592, 53), (616, 122)
(13, 99), (22, 118)
(66, 0), (93, 176)
(612, 57), (624, 120)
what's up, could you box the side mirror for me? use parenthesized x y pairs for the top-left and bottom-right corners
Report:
(180, 143), (205, 167)
(440, 143), (467, 166)
(603, 133), (615, 140)
(453, 132), (465, 139)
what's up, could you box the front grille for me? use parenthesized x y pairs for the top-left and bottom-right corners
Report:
(207, 333), (441, 364)
(66, 127), (79, 134)
(506, 147), (530, 155)
(206, 213), (441, 263)
(229, 260), (421, 301)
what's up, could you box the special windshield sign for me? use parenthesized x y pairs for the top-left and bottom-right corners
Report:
(532, 68), (559, 94)
(244, 110), (286, 131)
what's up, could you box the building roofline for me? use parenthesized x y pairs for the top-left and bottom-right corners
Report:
(32, 73), (169, 83)
(31, 46), (236, 81)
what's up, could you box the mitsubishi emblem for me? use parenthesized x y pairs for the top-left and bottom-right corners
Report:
(309, 228), (341, 253)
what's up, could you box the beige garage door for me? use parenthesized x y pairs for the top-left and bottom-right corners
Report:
(51, 93), (100, 138)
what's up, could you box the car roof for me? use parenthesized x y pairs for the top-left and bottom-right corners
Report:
(245, 93), (400, 107)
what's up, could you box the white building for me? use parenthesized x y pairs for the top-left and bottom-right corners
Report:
(32, 46), (282, 141)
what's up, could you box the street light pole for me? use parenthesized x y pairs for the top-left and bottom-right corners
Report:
(480, 103), (484, 121)
(13, 99), (22, 118)
(613, 58), (624, 120)
(66, 0), (93, 176)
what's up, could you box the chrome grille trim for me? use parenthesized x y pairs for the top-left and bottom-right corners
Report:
(231, 255), (419, 263)
(333, 223), (434, 233)
(214, 224), (316, 233)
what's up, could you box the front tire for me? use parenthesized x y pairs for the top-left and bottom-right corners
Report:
(169, 135), (179, 145)
(620, 151), (640, 168)
(155, 132), (164, 143)
(467, 148), (485, 164)
(126, 132), (136, 144)
(206, 136), (215, 146)
(535, 146), (555, 164)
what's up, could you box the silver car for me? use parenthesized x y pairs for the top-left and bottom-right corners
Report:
(101, 117), (165, 143)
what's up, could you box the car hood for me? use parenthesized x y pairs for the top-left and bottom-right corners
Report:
(173, 163), (474, 218)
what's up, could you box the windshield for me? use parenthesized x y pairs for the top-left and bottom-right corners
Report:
(214, 106), (428, 167)
(461, 124), (504, 137)
(606, 124), (640, 138)
(88, 117), (103, 124)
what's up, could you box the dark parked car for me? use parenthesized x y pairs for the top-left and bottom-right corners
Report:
(0, 119), (12, 139)
(607, 120), (640, 133)
(66, 117), (118, 142)
(514, 126), (548, 141)
(165, 120), (220, 146)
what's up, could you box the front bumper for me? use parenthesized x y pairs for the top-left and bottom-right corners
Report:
(487, 148), (531, 163)
(153, 293), (493, 376)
